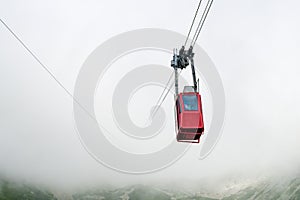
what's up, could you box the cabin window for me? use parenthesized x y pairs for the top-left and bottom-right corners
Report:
(182, 95), (198, 111)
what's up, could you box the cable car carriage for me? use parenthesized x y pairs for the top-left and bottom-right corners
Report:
(166, 0), (213, 143)
(171, 47), (204, 143)
(175, 86), (204, 143)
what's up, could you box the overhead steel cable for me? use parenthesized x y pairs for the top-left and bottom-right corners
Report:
(152, 71), (174, 113)
(144, 71), (174, 125)
(148, 70), (182, 122)
(190, 1), (210, 46)
(0, 18), (96, 122)
(191, 0), (214, 47)
(183, 0), (203, 48)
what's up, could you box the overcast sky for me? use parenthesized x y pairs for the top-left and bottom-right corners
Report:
(1, 0), (300, 191)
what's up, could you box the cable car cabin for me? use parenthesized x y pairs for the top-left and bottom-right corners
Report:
(175, 91), (204, 143)
(171, 46), (206, 143)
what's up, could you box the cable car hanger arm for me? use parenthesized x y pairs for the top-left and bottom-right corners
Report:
(171, 46), (198, 94)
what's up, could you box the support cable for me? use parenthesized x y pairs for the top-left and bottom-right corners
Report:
(148, 70), (182, 122)
(191, 0), (214, 47)
(0, 18), (96, 121)
(183, 0), (202, 48)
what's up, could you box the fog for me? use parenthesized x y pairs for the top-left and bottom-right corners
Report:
(0, 0), (300, 191)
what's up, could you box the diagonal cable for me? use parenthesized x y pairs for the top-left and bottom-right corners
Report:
(0, 18), (96, 121)
(191, 0), (214, 47)
(183, 0), (202, 48)
(148, 70), (182, 122)
(151, 70), (174, 113)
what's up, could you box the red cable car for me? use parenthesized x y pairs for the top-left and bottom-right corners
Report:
(175, 87), (204, 143)
(171, 47), (204, 143)
(167, 0), (213, 143)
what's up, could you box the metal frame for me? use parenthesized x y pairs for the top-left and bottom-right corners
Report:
(171, 46), (198, 96)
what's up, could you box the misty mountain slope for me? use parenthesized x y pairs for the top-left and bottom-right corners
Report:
(72, 177), (300, 200)
(0, 180), (57, 200)
(222, 177), (300, 200)
(0, 176), (299, 200)
(72, 184), (216, 200)
(72, 185), (170, 200)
